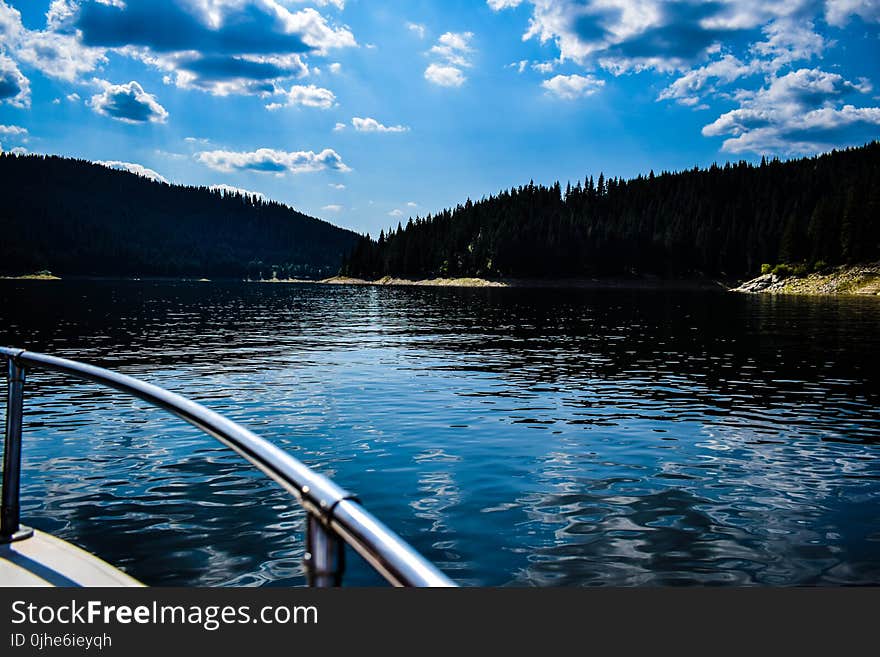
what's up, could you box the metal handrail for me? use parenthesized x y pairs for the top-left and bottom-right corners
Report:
(0, 347), (456, 587)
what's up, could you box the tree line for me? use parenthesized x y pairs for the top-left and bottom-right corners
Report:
(343, 142), (880, 280)
(0, 153), (359, 278)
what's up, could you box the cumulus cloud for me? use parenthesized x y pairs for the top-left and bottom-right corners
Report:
(656, 16), (829, 109)
(489, 0), (877, 153)
(210, 183), (266, 200)
(89, 80), (168, 123)
(15, 28), (107, 82)
(0, 1), (106, 83)
(825, 0), (880, 26)
(388, 209), (404, 217)
(322, 204), (342, 212)
(196, 147), (350, 175)
(542, 73), (604, 99)
(702, 68), (880, 154)
(425, 63), (466, 87)
(50, 1), (356, 54)
(425, 31), (473, 87)
(0, 53), (30, 107)
(488, 0), (819, 74)
(17, 0), (358, 96)
(333, 122), (346, 131)
(0, 124), (27, 137)
(430, 31), (474, 67)
(266, 84), (336, 110)
(329, 183), (345, 189)
(96, 160), (169, 183)
(659, 54), (755, 106)
(351, 116), (409, 133)
(150, 52), (308, 96)
(751, 19), (827, 69)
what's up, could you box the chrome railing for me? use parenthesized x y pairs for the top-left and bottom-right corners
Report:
(0, 347), (456, 587)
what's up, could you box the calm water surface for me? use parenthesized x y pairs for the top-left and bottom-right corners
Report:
(1, 280), (879, 586)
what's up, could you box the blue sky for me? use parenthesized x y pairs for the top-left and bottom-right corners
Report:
(1, 1), (878, 237)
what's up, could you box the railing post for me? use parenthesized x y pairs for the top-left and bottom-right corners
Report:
(1, 357), (32, 543)
(304, 512), (345, 586)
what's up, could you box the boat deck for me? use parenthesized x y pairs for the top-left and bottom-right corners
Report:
(0, 530), (143, 587)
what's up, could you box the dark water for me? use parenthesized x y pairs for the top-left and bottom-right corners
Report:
(1, 280), (879, 586)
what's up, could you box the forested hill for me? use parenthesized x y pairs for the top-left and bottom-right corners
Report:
(343, 142), (880, 280)
(0, 153), (359, 278)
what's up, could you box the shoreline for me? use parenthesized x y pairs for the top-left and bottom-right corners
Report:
(0, 273), (61, 280)
(5, 265), (878, 296)
(733, 263), (880, 296)
(317, 275), (730, 290)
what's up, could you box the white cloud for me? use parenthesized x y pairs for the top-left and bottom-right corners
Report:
(15, 29), (107, 82)
(0, 1), (22, 42)
(66, 92), (80, 102)
(89, 79), (169, 123)
(0, 53), (30, 108)
(429, 31), (474, 67)
(288, 0), (346, 9)
(9, 146), (27, 155)
(351, 116), (409, 133)
(196, 147), (350, 174)
(32, 0), (356, 97)
(702, 67), (880, 154)
(406, 201), (418, 207)
(425, 31), (474, 87)
(750, 19), (827, 70)
(825, 0), (880, 26)
(0, 124), (27, 136)
(542, 73), (604, 99)
(1, 2), (106, 83)
(328, 62), (341, 73)
(425, 63), (466, 87)
(531, 61), (554, 74)
(210, 183), (266, 200)
(147, 52), (309, 97)
(388, 209), (404, 217)
(659, 54), (755, 106)
(333, 122), (346, 131)
(510, 59), (528, 73)
(488, 0), (523, 9)
(322, 204), (343, 212)
(328, 183), (345, 189)
(266, 84), (336, 110)
(96, 160), (169, 183)
(493, 0), (813, 74)
(407, 22), (426, 39)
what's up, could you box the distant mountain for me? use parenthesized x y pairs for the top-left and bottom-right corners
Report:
(342, 142), (880, 280)
(0, 153), (359, 278)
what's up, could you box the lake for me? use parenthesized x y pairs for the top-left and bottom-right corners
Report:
(1, 280), (879, 586)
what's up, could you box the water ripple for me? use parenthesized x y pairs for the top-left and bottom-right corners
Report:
(1, 281), (878, 586)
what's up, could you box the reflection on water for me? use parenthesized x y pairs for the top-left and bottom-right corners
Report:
(1, 280), (879, 586)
